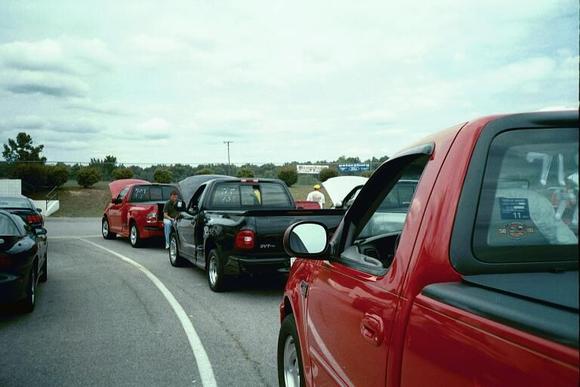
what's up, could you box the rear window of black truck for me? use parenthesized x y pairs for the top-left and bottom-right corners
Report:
(210, 182), (293, 209)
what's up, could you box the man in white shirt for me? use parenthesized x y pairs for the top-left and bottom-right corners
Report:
(306, 184), (326, 209)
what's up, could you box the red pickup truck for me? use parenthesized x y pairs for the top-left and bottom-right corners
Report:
(278, 111), (579, 386)
(102, 179), (179, 247)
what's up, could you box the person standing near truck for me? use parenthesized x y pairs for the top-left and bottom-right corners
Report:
(306, 184), (326, 209)
(163, 191), (179, 249)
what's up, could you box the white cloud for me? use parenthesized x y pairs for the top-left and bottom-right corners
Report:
(0, 70), (89, 97)
(0, 0), (577, 165)
(0, 38), (115, 75)
(0, 38), (116, 101)
(109, 117), (172, 141)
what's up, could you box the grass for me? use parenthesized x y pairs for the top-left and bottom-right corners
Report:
(42, 182), (334, 217)
(50, 181), (111, 217)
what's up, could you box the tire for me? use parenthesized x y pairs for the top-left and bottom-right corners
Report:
(207, 249), (227, 292)
(169, 233), (186, 267)
(277, 314), (305, 387)
(102, 218), (116, 240)
(39, 255), (47, 283)
(20, 263), (37, 313)
(129, 223), (142, 248)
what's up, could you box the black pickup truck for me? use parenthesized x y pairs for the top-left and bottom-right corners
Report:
(169, 175), (344, 291)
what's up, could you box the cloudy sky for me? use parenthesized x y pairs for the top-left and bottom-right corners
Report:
(0, 0), (577, 166)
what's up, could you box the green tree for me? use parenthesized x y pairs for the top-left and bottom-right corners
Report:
(90, 155), (117, 180)
(278, 166), (298, 187)
(12, 163), (48, 193)
(154, 168), (172, 183)
(2, 132), (46, 163)
(336, 155), (361, 164)
(319, 167), (339, 182)
(76, 167), (102, 188)
(195, 168), (214, 175)
(111, 167), (134, 180)
(69, 163), (82, 179)
(236, 167), (255, 178)
(46, 165), (69, 187)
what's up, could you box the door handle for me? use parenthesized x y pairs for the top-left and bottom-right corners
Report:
(360, 313), (384, 346)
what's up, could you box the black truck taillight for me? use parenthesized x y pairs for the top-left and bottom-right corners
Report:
(234, 230), (255, 250)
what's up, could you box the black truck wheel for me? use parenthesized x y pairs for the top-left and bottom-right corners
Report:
(277, 314), (305, 387)
(169, 234), (186, 267)
(207, 249), (228, 292)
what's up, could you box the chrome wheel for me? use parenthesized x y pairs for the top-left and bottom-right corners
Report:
(283, 335), (300, 387)
(130, 225), (137, 245)
(169, 236), (177, 264)
(208, 255), (218, 287)
(102, 219), (109, 238)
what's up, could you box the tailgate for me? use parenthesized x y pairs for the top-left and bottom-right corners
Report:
(247, 209), (345, 256)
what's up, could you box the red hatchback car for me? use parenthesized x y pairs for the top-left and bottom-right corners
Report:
(278, 111), (579, 387)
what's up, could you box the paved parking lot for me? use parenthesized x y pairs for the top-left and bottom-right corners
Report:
(0, 218), (285, 387)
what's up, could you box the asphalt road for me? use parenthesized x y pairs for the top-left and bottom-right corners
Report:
(0, 218), (285, 387)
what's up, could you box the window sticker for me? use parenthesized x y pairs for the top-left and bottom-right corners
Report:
(499, 197), (531, 220)
(497, 223), (535, 239)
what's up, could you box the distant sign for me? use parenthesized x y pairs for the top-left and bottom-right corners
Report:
(338, 163), (370, 173)
(296, 165), (329, 174)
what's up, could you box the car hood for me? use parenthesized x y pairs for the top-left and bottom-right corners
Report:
(178, 175), (233, 204)
(108, 179), (150, 198)
(322, 176), (368, 204)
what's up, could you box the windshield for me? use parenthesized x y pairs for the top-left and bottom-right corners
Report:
(210, 182), (293, 209)
(0, 213), (21, 236)
(130, 185), (179, 202)
(0, 197), (32, 209)
(473, 128), (578, 263)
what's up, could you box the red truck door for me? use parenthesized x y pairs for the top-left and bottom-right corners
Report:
(108, 187), (130, 234)
(304, 149), (431, 386)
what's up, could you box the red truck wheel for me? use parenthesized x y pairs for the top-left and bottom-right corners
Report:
(129, 223), (142, 248)
(102, 218), (116, 240)
(277, 314), (304, 387)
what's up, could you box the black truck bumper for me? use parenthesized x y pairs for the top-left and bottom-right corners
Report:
(225, 255), (290, 275)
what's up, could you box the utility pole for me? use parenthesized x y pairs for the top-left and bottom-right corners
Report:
(224, 141), (233, 175)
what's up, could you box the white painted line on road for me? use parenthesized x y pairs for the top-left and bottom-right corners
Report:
(80, 239), (218, 387)
(50, 235), (101, 240)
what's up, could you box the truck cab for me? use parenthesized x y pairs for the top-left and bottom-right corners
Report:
(278, 111), (579, 387)
(169, 176), (346, 292)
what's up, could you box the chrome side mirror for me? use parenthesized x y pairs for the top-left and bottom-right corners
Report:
(283, 222), (329, 258)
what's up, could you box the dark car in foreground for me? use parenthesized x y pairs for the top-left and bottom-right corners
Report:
(0, 210), (47, 312)
(169, 175), (345, 292)
(0, 195), (44, 229)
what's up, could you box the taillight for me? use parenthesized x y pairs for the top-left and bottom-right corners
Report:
(234, 230), (255, 250)
(146, 212), (157, 223)
(26, 214), (43, 225)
